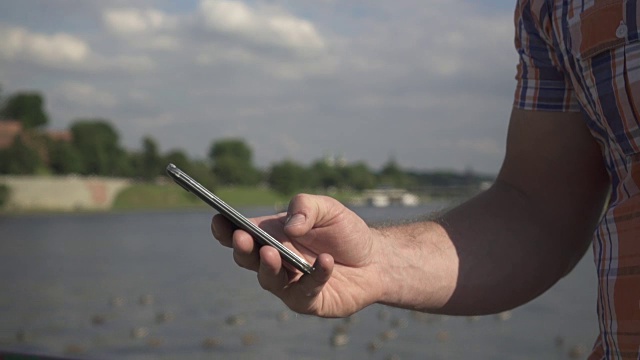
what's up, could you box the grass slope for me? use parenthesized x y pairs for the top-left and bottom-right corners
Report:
(112, 184), (288, 211)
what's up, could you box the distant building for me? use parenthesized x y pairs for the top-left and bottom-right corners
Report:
(323, 153), (347, 168)
(0, 120), (73, 164)
(0, 120), (22, 149)
(359, 188), (421, 207)
(0, 120), (72, 147)
(47, 130), (73, 143)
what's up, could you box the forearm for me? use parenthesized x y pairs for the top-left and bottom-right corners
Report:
(375, 180), (601, 315)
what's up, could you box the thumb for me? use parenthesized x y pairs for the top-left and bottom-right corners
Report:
(284, 194), (341, 238)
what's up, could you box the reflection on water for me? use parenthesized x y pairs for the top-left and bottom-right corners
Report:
(0, 204), (597, 359)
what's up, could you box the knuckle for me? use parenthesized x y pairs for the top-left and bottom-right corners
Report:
(257, 278), (269, 291)
(288, 193), (311, 209)
(218, 239), (232, 248)
(232, 250), (253, 270)
(257, 272), (274, 291)
(232, 252), (245, 267)
(291, 193), (308, 202)
(210, 224), (220, 240)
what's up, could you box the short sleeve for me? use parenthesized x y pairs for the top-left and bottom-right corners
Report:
(513, 0), (580, 112)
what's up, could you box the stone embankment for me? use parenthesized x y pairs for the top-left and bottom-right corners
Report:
(0, 176), (131, 212)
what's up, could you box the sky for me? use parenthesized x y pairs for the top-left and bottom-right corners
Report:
(0, 0), (518, 174)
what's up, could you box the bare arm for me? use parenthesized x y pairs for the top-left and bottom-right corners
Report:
(377, 108), (610, 314)
(211, 108), (610, 317)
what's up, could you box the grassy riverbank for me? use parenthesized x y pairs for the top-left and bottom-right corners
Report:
(112, 183), (359, 212)
(0, 179), (361, 215)
(112, 184), (290, 211)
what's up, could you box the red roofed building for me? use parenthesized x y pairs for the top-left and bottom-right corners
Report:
(47, 130), (72, 143)
(0, 120), (23, 149)
(0, 120), (73, 166)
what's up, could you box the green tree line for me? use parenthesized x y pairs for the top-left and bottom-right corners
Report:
(0, 88), (493, 196)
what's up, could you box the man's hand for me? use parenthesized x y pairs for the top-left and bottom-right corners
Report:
(211, 194), (384, 317)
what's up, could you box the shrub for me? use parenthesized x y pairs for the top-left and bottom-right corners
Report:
(0, 184), (9, 208)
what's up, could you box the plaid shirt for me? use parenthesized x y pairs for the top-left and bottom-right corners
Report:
(514, 0), (640, 358)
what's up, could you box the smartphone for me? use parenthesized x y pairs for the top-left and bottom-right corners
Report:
(166, 163), (315, 275)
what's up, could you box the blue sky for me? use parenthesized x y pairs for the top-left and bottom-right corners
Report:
(0, 0), (518, 173)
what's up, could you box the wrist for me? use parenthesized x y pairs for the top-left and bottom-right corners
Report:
(367, 227), (391, 304)
(369, 227), (396, 305)
(371, 221), (458, 312)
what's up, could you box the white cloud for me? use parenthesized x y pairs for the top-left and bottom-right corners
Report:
(0, 26), (90, 67)
(54, 82), (118, 109)
(103, 55), (155, 72)
(339, 3), (514, 81)
(0, 25), (155, 73)
(145, 35), (180, 51)
(199, 0), (326, 54)
(266, 14), (325, 51)
(195, 46), (257, 66)
(431, 13), (514, 77)
(103, 8), (177, 35)
(103, 8), (180, 51)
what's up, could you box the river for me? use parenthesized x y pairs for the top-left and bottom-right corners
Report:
(0, 203), (598, 359)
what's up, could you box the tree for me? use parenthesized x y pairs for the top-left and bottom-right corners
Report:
(0, 135), (42, 174)
(209, 138), (261, 186)
(341, 162), (376, 191)
(308, 160), (342, 190)
(210, 138), (253, 163)
(0, 183), (9, 208)
(48, 140), (84, 174)
(138, 136), (162, 181)
(378, 157), (410, 188)
(268, 159), (309, 195)
(70, 119), (126, 176)
(164, 149), (192, 172)
(213, 156), (262, 186)
(163, 150), (217, 190)
(0, 92), (49, 128)
(187, 160), (217, 192)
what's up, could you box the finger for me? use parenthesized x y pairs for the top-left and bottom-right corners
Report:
(275, 254), (333, 315)
(284, 194), (342, 238)
(256, 246), (290, 294)
(211, 214), (235, 247)
(290, 253), (333, 299)
(232, 230), (260, 272)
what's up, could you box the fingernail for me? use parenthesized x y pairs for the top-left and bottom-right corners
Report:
(285, 213), (305, 227)
(211, 223), (219, 238)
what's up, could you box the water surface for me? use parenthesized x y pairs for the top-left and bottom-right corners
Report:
(0, 204), (598, 359)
